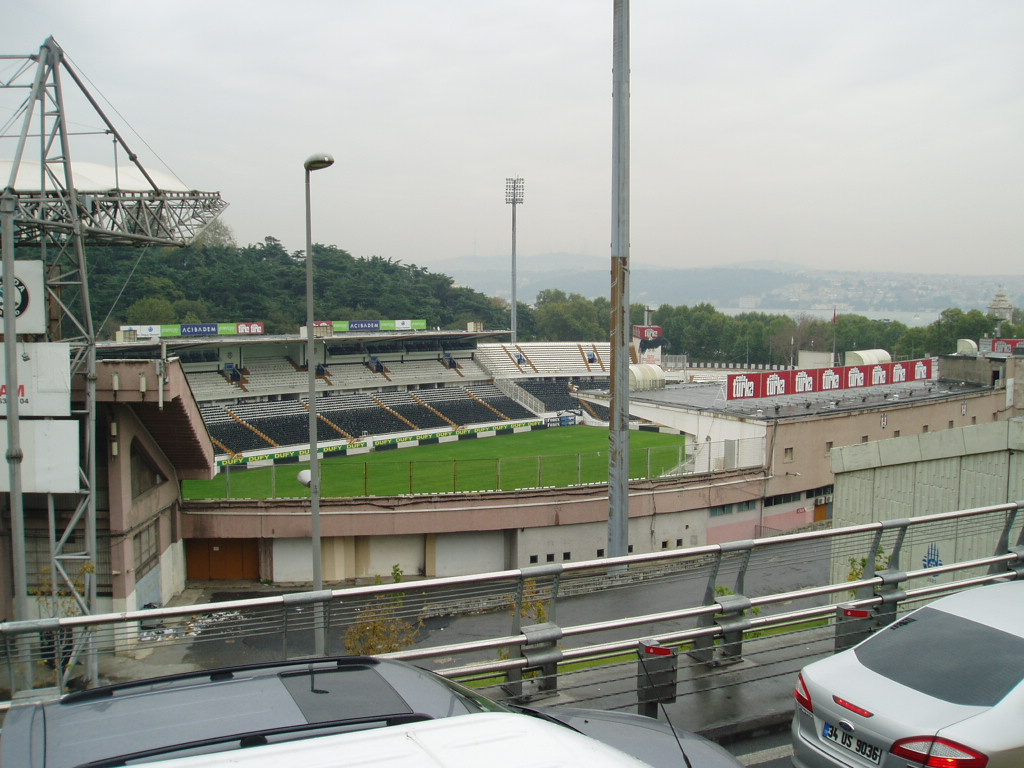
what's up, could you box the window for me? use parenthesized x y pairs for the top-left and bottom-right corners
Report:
(133, 518), (160, 580)
(948, 420), (954, 429)
(855, 608), (1024, 706)
(861, 435), (869, 443)
(737, 500), (757, 513)
(130, 441), (166, 499)
(562, 552), (571, 561)
(710, 504), (733, 517)
(675, 539), (683, 547)
(661, 541), (669, 549)
(529, 555), (538, 564)
(923, 424), (930, 433)
(893, 430), (901, 437)
(783, 447), (794, 462)
(596, 548), (605, 558)
(546, 553), (555, 563)
(824, 441), (833, 456)
(765, 492), (802, 507)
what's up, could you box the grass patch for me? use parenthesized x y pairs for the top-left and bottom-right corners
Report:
(184, 426), (688, 500)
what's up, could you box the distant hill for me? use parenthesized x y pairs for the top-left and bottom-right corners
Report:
(441, 253), (798, 307)
(434, 253), (1023, 315)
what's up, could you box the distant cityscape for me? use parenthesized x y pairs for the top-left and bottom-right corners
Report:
(442, 254), (1022, 326)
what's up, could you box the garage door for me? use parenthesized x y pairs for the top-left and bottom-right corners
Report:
(186, 538), (260, 580)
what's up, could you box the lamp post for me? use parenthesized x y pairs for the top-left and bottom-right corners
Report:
(304, 152), (333, 653)
(505, 177), (524, 343)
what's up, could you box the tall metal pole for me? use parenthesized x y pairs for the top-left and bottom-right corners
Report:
(304, 153), (333, 655)
(608, 0), (631, 558)
(1, 191), (29, 627)
(506, 177), (524, 344)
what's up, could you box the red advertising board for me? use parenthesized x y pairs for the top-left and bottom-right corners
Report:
(633, 325), (663, 340)
(726, 358), (934, 400)
(979, 338), (1024, 354)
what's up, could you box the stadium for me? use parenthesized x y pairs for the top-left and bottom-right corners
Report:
(37, 316), (1010, 621)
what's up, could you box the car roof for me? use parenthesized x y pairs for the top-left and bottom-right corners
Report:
(138, 712), (657, 768)
(923, 579), (1024, 636)
(3, 657), (445, 768)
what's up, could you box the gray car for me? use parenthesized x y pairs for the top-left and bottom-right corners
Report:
(791, 578), (1024, 768)
(2, 655), (742, 768)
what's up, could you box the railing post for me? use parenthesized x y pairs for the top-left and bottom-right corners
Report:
(520, 622), (563, 699)
(505, 564), (561, 700)
(637, 639), (677, 718)
(834, 603), (874, 652)
(872, 569), (908, 629)
(714, 593), (752, 665)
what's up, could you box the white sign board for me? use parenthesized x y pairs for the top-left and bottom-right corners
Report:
(0, 342), (71, 417)
(0, 420), (80, 493)
(0, 260), (46, 334)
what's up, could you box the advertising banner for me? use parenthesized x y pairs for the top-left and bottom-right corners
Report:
(979, 338), (1024, 354)
(218, 322), (266, 335)
(727, 358), (934, 400)
(0, 342), (70, 417)
(0, 259), (46, 334)
(0, 420), (80, 492)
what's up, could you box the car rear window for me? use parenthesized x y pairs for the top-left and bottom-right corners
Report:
(855, 606), (1024, 706)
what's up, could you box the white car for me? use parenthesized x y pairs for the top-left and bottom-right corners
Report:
(791, 578), (1024, 768)
(125, 712), (660, 768)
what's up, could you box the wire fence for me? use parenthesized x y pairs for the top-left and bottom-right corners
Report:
(2, 501), (1021, 724)
(187, 438), (765, 500)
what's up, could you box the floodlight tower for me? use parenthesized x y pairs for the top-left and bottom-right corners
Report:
(1, 37), (226, 686)
(505, 177), (524, 343)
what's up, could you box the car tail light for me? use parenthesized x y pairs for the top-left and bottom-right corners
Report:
(793, 673), (812, 712)
(832, 695), (873, 718)
(891, 736), (988, 768)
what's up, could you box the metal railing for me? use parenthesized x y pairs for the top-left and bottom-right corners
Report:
(2, 501), (1022, 721)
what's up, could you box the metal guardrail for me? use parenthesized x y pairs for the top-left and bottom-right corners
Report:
(2, 501), (1022, 720)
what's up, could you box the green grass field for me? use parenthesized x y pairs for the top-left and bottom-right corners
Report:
(183, 426), (688, 500)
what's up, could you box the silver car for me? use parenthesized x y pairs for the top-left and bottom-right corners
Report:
(2, 655), (741, 768)
(791, 578), (1024, 768)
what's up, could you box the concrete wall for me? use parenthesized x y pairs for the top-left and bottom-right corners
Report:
(355, 534), (425, 580)
(427, 531), (507, 577)
(830, 418), (1024, 584)
(272, 538), (316, 583)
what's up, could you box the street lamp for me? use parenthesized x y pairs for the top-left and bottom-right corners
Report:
(303, 153), (334, 643)
(505, 177), (524, 343)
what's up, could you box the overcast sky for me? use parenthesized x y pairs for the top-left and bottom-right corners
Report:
(5, 1), (1024, 276)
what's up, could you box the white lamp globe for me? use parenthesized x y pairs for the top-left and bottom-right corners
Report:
(297, 468), (312, 487)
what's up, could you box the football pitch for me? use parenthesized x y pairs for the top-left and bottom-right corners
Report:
(184, 426), (688, 500)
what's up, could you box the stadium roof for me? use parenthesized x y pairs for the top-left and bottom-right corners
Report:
(584, 376), (988, 422)
(1, 159), (191, 193)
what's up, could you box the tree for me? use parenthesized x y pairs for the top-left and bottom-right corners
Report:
(925, 309), (997, 357)
(343, 565), (422, 655)
(125, 296), (176, 325)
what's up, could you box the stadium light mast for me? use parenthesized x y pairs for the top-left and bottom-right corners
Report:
(506, 177), (524, 344)
(608, 0), (631, 559)
(304, 152), (334, 655)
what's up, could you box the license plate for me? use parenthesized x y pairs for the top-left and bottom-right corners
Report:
(822, 721), (883, 765)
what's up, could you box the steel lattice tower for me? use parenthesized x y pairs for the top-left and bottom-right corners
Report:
(1, 37), (226, 686)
